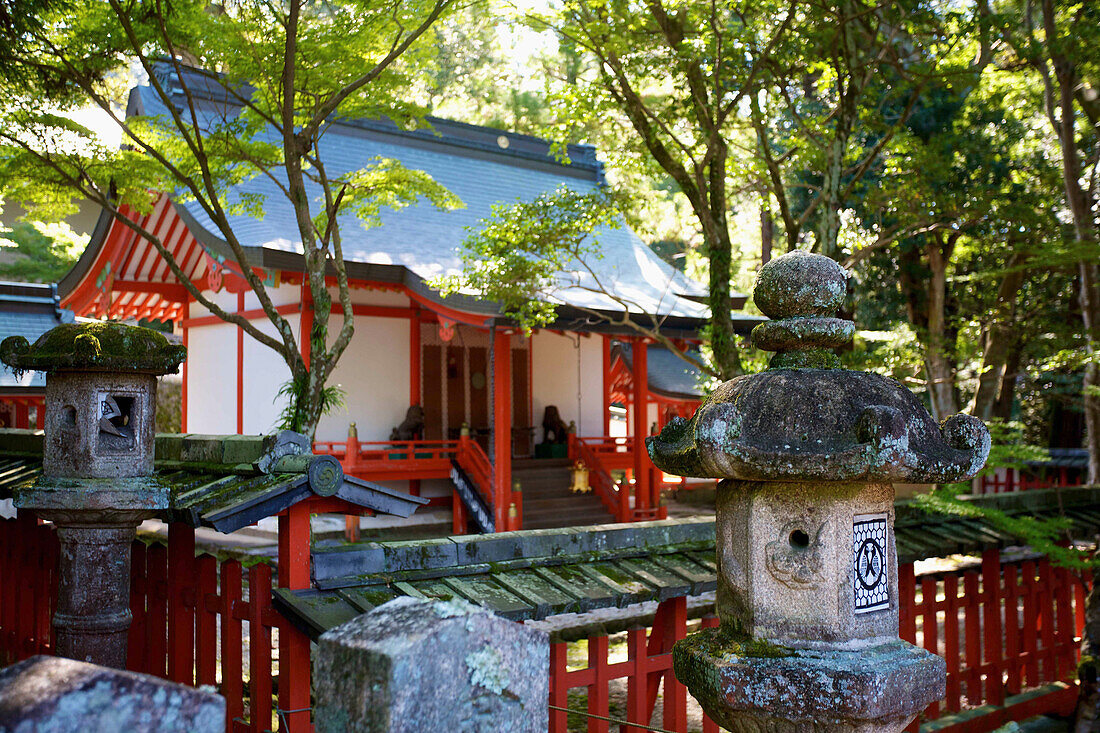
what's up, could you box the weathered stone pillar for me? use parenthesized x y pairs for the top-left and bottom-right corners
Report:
(314, 596), (548, 733)
(648, 251), (991, 732)
(0, 323), (186, 668)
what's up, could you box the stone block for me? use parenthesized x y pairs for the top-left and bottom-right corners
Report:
(314, 596), (548, 733)
(0, 655), (224, 733)
(716, 479), (898, 645)
(673, 632), (945, 732)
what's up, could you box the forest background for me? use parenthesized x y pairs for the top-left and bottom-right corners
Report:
(0, 0), (1096, 478)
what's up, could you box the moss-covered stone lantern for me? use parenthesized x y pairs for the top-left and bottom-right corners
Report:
(1, 322), (186, 668)
(647, 251), (990, 732)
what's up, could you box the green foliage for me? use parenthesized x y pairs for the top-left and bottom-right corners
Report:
(0, 0), (458, 437)
(914, 420), (1093, 569)
(432, 185), (620, 333)
(276, 372), (347, 435)
(0, 218), (87, 283)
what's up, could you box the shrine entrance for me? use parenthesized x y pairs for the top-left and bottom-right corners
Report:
(419, 325), (530, 457)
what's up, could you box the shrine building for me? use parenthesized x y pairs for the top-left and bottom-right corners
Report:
(53, 65), (762, 531)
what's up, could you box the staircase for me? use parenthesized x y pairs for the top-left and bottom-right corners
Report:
(514, 458), (617, 530)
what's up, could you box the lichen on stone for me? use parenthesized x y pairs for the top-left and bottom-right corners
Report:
(0, 322), (186, 375)
(465, 646), (509, 694)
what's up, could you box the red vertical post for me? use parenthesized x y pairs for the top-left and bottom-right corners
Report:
(660, 597), (688, 732)
(236, 291), (244, 434)
(602, 335), (611, 437)
(549, 642), (570, 733)
(943, 574), (960, 712)
(452, 491), (468, 535)
(963, 570), (980, 704)
(624, 627), (648, 732)
(278, 504), (312, 733)
(921, 575), (940, 719)
(587, 635), (610, 733)
(14, 402), (28, 429)
(220, 560), (244, 728)
(981, 549), (1004, 706)
(493, 329), (513, 530)
(631, 339), (650, 519)
(167, 524), (196, 685)
(1004, 564), (1021, 695)
(410, 308), (422, 499)
(181, 297), (189, 432)
(194, 555), (218, 687)
(248, 564), (273, 733)
(410, 308), (421, 405)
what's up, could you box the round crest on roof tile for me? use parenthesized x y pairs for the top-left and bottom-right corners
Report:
(646, 250), (990, 484)
(0, 322), (186, 375)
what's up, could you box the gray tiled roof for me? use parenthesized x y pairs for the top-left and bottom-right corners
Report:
(0, 282), (74, 390)
(614, 341), (706, 399)
(129, 67), (713, 320)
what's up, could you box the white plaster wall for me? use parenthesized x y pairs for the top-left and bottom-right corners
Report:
(241, 316), (292, 435)
(185, 285), (415, 438)
(184, 292), (239, 434)
(314, 314), (412, 443)
(530, 331), (604, 437)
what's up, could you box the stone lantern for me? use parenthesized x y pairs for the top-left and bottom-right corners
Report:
(647, 251), (990, 732)
(1, 322), (186, 668)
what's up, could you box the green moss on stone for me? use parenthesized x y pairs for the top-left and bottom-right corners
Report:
(1, 322), (186, 375)
(675, 626), (793, 661)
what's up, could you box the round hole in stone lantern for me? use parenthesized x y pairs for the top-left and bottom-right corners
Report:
(1, 322), (186, 668)
(647, 252), (990, 732)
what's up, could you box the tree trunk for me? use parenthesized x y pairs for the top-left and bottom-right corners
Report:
(1082, 261), (1100, 485)
(993, 340), (1023, 422)
(1076, 560), (1100, 732)
(970, 258), (1026, 420)
(761, 204), (774, 265)
(706, 220), (740, 381)
(923, 238), (958, 421)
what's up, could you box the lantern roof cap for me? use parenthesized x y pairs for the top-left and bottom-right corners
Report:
(0, 322), (186, 375)
(647, 251), (990, 483)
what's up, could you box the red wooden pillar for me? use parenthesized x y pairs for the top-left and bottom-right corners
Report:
(278, 504), (312, 732)
(632, 339), (650, 519)
(236, 291), (245, 435)
(493, 329), (514, 530)
(602, 335), (612, 437)
(181, 299), (189, 432)
(410, 309), (421, 497)
(14, 402), (28, 429)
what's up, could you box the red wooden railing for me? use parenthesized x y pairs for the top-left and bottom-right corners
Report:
(569, 435), (628, 522)
(313, 437), (459, 481)
(457, 434), (494, 507)
(978, 466), (1084, 494)
(574, 435), (634, 471)
(0, 516), (309, 733)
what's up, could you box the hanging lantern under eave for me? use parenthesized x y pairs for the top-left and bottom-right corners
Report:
(570, 461), (591, 493)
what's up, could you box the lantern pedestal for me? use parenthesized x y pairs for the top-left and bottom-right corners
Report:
(674, 636), (943, 732)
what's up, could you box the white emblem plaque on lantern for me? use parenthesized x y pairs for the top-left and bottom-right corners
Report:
(852, 513), (889, 613)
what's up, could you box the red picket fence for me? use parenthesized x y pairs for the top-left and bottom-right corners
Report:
(0, 515), (310, 733)
(1, 514), (1090, 733)
(551, 548), (1088, 733)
